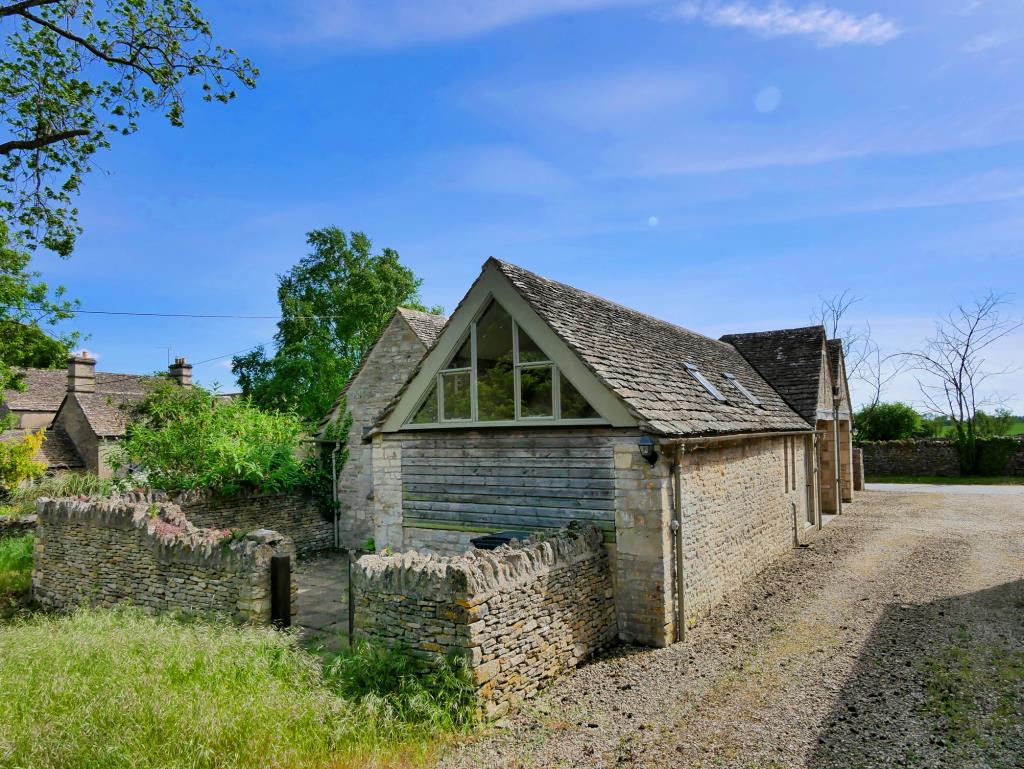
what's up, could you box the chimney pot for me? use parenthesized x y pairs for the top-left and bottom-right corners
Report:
(168, 357), (193, 389)
(67, 353), (97, 394)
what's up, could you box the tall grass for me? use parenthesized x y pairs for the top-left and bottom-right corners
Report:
(0, 607), (474, 769)
(0, 533), (33, 596)
(1, 473), (116, 517)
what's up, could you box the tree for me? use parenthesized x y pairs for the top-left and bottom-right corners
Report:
(0, 428), (45, 491)
(0, 0), (258, 255)
(973, 408), (1016, 438)
(853, 402), (922, 442)
(232, 227), (440, 425)
(811, 290), (905, 407)
(0, 220), (76, 401)
(908, 292), (1021, 472)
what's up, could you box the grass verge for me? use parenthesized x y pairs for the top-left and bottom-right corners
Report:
(0, 534), (33, 617)
(0, 607), (475, 769)
(866, 475), (1024, 485)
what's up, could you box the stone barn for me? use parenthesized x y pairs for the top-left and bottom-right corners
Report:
(321, 258), (855, 647)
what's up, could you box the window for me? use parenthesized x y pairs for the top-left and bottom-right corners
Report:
(406, 298), (603, 426)
(723, 372), (762, 406)
(685, 362), (727, 402)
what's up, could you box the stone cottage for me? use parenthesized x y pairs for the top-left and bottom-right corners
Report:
(324, 259), (856, 647)
(317, 308), (447, 547)
(1, 354), (193, 477)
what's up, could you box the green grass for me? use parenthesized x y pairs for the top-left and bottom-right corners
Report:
(1, 473), (117, 519)
(866, 475), (1024, 485)
(0, 608), (475, 769)
(0, 533), (33, 597)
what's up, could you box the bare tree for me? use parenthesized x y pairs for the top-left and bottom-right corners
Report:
(907, 292), (1021, 471)
(811, 291), (897, 407)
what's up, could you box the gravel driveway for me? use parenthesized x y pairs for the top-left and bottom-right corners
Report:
(438, 488), (1024, 769)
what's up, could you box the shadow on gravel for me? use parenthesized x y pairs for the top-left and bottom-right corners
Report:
(807, 579), (1024, 769)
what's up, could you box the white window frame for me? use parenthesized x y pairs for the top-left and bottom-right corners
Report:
(404, 301), (605, 428)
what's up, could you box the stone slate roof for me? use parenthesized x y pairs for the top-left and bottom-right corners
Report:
(0, 426), (84, 469)
(2, 368), (66, 412)
(827, 339), (844, 385)
(71, 391), (146, 437)
(396, 308), (447, 348)
(2, 367), (158, 413)
(316, 307), (448, 435)
(491, 259), (811, 437)
(719, 326), (826, 424)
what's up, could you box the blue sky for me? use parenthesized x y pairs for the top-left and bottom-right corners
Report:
(34, 0), (1024, 410)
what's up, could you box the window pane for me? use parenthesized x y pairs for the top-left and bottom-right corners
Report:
(520, 365), (553, 417)
(476, 301), (515, 420)
(410, 381), (439, 424)
(560, 375), (599, 419)
(442, 371), (471, 420)
(517, 326), (548, 364)
(446, 335), (472, 370)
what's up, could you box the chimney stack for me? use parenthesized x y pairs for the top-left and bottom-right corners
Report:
(168, 357), (193, 389)
(67, 353), (96, 394)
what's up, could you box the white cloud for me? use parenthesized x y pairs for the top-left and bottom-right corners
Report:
(754, 85), (782, 113)
(668, 1), (901, 47)
(648, 215), (660, 226)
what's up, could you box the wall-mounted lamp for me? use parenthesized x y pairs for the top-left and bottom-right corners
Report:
(637, 435), (659, 466)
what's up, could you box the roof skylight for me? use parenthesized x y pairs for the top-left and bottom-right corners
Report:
(685, 362), (727, 402)
(723, 372), (762, 406)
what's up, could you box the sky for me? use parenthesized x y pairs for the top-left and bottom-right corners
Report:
(32, 0), (1024, 411)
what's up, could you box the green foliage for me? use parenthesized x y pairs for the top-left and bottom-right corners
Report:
(302, 408), (351, 520)
(0, 0), (258, 255)
(973, 408), (1018, 438)
(854, 402), (923, 442)
(973, 437), (1018, 477)
(0, 221), (77, 399)
(3, 470), (116, 514)
(325, 642), (476, 734)
(0, 533), (33, 597)
(108, 379), (308, 495)
(0, 607), (470, 768)
(0, 428), (45, 492)
(232, 227), (440, 426)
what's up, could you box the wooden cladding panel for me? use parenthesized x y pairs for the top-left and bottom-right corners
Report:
(400, 434), (615, 532)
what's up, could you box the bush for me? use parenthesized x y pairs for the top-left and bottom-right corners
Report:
(0, 429), (45, 493)
(0, 533), (33, 596)
(0, 608), (472, 769)
(854, 403), (923, 442)
(974, 437), (1018, 476)
(108, 380), (308, 495)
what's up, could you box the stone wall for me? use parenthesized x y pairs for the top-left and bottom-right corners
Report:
(119, 489), (332, 556)
(861, 438), (1024, 477)
(334, 314), (429, 549)
(33, 497), (295, 622)
(351, 524), (616, 717)
(0, 514), (36, 538)
(862, 440), (961, 477)
(680, 435), (809, 628)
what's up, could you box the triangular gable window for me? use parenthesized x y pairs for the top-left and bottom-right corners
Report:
(406, 298), (602, 426)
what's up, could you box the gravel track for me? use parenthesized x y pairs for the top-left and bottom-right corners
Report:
(437, 489), (1024, 769)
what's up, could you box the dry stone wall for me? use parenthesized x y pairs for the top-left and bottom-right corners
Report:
(118, 489), (332, 555)
(351, 524), (616, 717)
(862, 440), (961, 477)
(33, 497), (295, 622)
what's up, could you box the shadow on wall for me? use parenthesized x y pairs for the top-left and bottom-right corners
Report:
(806, 579), (1024, 769)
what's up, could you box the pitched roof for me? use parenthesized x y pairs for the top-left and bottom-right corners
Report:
(71, 391), (146, 437)
(0, 426), (84, 469)
(316, 307), (448, 435)
(719, 326), (826, 424)
(2, 367), (159, 413)
(489, 259), (811, 437)
(396, 307), (447, 347)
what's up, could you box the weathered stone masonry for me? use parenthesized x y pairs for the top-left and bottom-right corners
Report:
(119, 489), (332, 556)
(351, 525), (617, 716)
(33, 498), (295, 623)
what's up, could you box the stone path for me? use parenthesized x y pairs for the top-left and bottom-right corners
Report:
(439, 488), (1024, 769)
(294, 551), (351, 652)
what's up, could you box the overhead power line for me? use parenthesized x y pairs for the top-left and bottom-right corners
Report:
(27, 306), (337, 320)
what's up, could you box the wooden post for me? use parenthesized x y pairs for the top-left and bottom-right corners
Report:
(270, 554), (291, 628)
